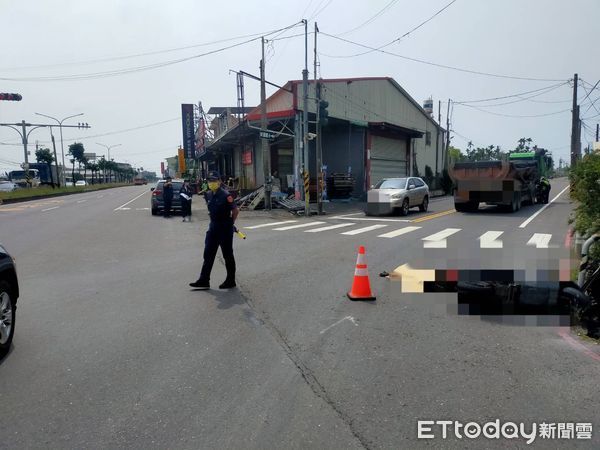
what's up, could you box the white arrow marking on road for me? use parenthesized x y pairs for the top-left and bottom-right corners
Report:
(519, 185), (570, 228)
(378, 226), (421, 238)
(527, 233), (552, 248)
(41, 206), (60, 212)
(114, 190), (148, 211)
(305, 223), (355, 232)
(422, 228), (461, 248)
(245, 220), (297, 229)
(320, 316), (359, 334)
(273, 221), (326, 231)
(479, 231), (504, 248)
(341, 224), (388, 235)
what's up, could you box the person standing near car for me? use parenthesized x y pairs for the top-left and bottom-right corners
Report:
(180, 179), (193, 222)
(190, 171), (238, 290)
(163, 177), (174, 218)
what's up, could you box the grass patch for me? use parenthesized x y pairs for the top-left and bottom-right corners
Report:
(0, 183), (132, 202)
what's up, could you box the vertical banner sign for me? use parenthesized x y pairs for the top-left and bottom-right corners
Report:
(181, 104), (195, 159)
(161, 162), (165, 175)
(178, 148), (186, 174)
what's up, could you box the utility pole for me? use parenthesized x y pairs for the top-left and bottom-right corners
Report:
(596, 123), (599, 142)
(571, 73), (579, 168)
(445, 99), (451, 168)
(50, 128), (60, 187)
(260, 36), (272, 210)
(435, 100), (441, 179)
(314, 22), (323, 215)
(302, 19), (310, 217)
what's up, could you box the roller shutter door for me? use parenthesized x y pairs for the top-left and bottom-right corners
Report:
(370, 135), (408, 185)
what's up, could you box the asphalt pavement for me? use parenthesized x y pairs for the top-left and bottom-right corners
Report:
(0, 179), (598, 449)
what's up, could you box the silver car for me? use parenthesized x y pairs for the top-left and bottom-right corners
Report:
(366, 177), (429, 216)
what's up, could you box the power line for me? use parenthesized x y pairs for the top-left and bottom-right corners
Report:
(0, 25), (302, 72)
(322, 0), (458, 58)
(456, 103), (571, 118)
(333, 0), (400, 37)
(0, 22), (303, 82)
(454, 82), (569, 104)
(319, 32), (567, 82)
(309, 0), (335, 20)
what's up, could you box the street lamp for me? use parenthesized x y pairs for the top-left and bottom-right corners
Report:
(35, 112), (84, 187)
(97, 143), (121, 183)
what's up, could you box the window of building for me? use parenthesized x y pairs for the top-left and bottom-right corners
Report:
(426, 131), (432, 146)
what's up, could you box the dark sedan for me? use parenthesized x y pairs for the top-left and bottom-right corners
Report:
(0, 243), (19, 358)
(150, 179), (184, 216)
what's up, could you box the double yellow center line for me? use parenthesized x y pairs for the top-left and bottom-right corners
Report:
(412, 208), (456, 223)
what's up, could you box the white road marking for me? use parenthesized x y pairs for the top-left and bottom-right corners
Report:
(341, 224), (388, 235)
(41, 206), (60, 212)
(136, 208), (150, 210)
(114, 190), (148, 211)
(519, 185), (570, 228)
(378, 226), (421, 238)
(97, 195), (104, 198)
(304, 223), (355, 233)
(244, 220), (298, 229)
(422, 228), (461, 248)
(273, 221), (326, 231)
(333, 213), (365, 218)
(77, 200), (87, 203)
(119, 207), (131, 211)
(527, 233), (552, 248)
(330, 216), (412, 223)
(479, 231), (504, 248)
(320, 316), (358, 335)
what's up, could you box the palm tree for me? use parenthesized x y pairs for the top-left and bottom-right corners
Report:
(87, 162), (99, 184)
(68, 142), (85, 185)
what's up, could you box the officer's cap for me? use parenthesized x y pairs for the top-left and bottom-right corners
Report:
(207, 171), (221, 181)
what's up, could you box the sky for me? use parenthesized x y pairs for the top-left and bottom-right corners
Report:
(1, 0), (599, 176)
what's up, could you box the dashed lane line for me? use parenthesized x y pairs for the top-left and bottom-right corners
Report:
(41, 206), (60, 212)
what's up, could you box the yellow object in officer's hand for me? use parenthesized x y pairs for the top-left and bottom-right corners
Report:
(234, 226), (246, 239)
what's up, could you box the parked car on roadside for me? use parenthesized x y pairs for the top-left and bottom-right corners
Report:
(0, 243), (19, 358)
(0, 180), (18, 192)
(150, 179), (184, 216)
(75, 180), (87, 186)
(366, 177), (429, 216)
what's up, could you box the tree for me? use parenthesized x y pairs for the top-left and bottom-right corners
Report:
(87, 162), (99, 184)
(68, 142), (85, 185)
(465, 143), (504, 162)
(515, 137), (533, 152)
(97, 157), (107, 183)
(448, 146), (465, 162)
(35, 147), (56, 188)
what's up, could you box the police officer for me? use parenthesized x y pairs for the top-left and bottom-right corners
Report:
(537, 176), (551, 204)
(190, 171), (238, 290)
(163, 176), (174, 218)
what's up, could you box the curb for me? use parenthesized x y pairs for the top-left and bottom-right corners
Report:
(0, 185), (132, 205)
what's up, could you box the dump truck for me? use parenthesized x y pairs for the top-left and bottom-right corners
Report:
(449, 149), (551, 212)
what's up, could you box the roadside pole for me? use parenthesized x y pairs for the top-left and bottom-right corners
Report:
(50, 128), (60, 187)
(570, 73), (579, 168)
(261, 36), (272, 210)
(302, 19), (310, 217)
(314, 22), (323, 215)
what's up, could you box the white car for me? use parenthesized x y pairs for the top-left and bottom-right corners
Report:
(0, 181), (17, 192)
(366, 177), (429, 216)
(75, 180), (87, 186)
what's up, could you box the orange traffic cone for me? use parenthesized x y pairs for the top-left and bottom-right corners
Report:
(347, 246), (376, 301)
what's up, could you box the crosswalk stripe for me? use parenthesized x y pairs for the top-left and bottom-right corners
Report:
(422, 228), (461, 248)
(273, 221), (326, 231)
(245, 221), (298, 229)
(479, 231), (504, 248)
(304, 223), (356, 233)
(378, 226), (421, 238)
(527, 233), (552, 248)
(341, 224), (388, 235)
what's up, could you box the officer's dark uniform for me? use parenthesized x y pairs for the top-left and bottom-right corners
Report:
(163, 178), (174, 217)
(191, 173), (237, 289)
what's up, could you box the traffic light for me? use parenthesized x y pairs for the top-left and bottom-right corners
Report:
(77, 122), (90, 129)
(319, 99), (329, 127)
(0, 93), (22, 101)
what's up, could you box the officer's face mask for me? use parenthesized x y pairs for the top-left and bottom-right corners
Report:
(208, 181), (220, 192)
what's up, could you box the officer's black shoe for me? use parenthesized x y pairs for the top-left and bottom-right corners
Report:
(190, 279), (210, 289)
(219, 279), (236, 289)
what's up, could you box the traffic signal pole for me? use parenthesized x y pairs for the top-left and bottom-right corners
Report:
(302, 19), (310, 217)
